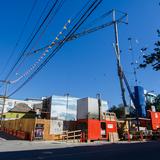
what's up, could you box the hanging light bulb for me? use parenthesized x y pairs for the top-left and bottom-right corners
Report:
(55, 37), (59, 40)
(48, 45), (52, 49)
(68, 19), (71, 23)
(51, 41), (55, 45)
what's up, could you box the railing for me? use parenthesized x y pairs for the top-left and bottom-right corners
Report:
(62, 130), (82, 142)
(103, 112), (116, 121)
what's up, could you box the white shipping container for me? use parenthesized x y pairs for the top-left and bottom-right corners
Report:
(77, 97), (99, 120)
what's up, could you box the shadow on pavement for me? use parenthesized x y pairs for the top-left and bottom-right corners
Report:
(0, 141), (160, 160)
(0, 131), (20, 140)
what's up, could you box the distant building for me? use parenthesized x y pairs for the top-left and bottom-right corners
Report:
(144, 90), (157, 104)
(0, 98), (42, 114)
(2, 103), (32, 120)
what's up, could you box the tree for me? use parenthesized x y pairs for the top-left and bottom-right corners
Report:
(140, 30), (160, 71)
(145, 94), (160, 112)
(154, 94), (160, 112)
(109, 105), (125, 118)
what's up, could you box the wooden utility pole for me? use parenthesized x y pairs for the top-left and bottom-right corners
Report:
(0, 80), (10, 128)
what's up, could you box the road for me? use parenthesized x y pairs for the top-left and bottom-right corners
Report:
(0, 131), (160, 160)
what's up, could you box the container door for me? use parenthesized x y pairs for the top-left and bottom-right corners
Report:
(101, 122), (106, 138)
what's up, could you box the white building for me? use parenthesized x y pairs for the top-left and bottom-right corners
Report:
(144, 90), (157, 104)
(0, 98), (42, 113)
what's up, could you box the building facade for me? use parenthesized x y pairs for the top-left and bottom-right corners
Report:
(0, 98), (42, 114)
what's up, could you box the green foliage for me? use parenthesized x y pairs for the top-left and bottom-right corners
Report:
(140, 30), (160, 71)
(154, 94), (160, 111)
(117, 122), (126, 139)
(146, 94), (160, 112)
(109, 105), (125, 118)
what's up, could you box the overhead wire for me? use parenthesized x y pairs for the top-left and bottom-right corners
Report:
(14, 0), (66, 76)
(9, 0), (92, 83)
(24, 9), (125, 56)
(8, 0), (103, 97)
(26, 0), (93, 56)
(8, 0), (90, 80)
(4, 0), (59, 81)
(10, 18), (71, 84)
(29, 0), (65, 53)
(0, 0), (38, 78)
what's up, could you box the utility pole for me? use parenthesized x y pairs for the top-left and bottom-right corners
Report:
(112, 9), (127, 107)
(0, 80), (10, 128)
(64, 93), (69, 121)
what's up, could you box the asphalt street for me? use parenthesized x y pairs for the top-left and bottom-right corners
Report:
(0, 131), (160, 160)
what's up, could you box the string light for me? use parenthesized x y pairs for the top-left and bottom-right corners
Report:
(10, 19), (71, 84)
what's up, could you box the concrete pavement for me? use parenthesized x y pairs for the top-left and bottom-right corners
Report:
(1, 131), (160, 160)
(1, 141), (160, 160)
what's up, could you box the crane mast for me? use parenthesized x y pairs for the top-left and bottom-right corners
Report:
(112, 9), (127, 107)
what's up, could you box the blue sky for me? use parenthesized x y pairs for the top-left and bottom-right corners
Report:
(0, 0), (160, 107)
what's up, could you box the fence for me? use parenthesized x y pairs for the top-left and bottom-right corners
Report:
(0, 118), (62, 141)
(62, 130), (82, 142)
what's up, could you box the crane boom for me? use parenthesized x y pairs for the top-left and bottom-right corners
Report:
(27, 10), (128, 56)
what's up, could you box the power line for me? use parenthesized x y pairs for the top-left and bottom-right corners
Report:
(29, 0), (66, 53)
(7, 0), (91, 83)
(10, 18), (71, 84)
(11, 6), (127, 85)
(14, 0), (65, 76)
(8, 0), (103, 97)
(25, 9), (126, 56)
(4, 0), (59, 81)
(0, 0), (38, 78)
(11, 7), (128, 86)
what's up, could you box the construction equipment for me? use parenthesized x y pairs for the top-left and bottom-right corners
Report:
(27, 9), (128, 56)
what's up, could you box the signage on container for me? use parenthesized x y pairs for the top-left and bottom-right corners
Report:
(107, 124), (113, 129)
(155, 113), (158, 118)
